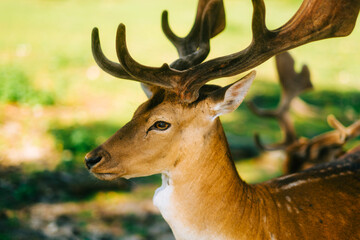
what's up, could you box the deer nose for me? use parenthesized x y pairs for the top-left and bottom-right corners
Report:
(85, 155), (102, 169)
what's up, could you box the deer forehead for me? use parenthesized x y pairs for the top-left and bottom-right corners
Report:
(135, 95), (211, 125)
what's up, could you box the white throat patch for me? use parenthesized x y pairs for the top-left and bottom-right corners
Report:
(153, 173), (227, 240)
(153, 173), (174, 222)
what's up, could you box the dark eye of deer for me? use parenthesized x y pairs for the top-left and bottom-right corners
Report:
(148, 121), (171, 133)
(154, 121), (170, 130)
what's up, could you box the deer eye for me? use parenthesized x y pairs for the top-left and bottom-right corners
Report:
(148, 121), (171, 132)
(154, 121), (171, 130)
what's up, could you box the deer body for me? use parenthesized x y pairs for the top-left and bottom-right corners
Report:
(86, 83), (360, 239)
(85, 0), (360, 239)
(151, 112), (360, 240)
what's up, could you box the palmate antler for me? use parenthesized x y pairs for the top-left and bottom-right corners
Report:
(248, 52), (360, 173)
(162, 0), (225, 70)
(248, 51), (313, 150)
(92, 0), (359, 103)
(92, 0), (225, 87)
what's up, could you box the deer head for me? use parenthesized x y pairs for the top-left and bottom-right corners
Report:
(85, 71), (255, 180)
(85, 0), (359, 178)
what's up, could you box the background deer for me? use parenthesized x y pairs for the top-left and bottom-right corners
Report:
(85, 0), (360, 239)
(249, 52), (360, 173)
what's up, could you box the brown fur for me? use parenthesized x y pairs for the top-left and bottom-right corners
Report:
(86, 84), (360, 239)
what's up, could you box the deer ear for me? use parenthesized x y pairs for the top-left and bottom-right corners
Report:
(141, 83), (161, 99)
(208, 71), (256, 118)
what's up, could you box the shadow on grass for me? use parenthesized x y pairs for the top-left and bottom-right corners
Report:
(0, 165), (131, 210)
(0, 121), (133, 211)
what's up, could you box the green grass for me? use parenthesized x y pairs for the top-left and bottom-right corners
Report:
(50, 122), (119, 155)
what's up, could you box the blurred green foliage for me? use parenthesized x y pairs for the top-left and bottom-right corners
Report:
(50, 123), (119, 169)
(0, 0), (359, 238)
(50, 124), (111, 155)
(0, 65), (55, 105)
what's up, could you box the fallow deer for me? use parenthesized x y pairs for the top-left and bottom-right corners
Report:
(249, 52), (360, 174)
(85, 0), (360, 239)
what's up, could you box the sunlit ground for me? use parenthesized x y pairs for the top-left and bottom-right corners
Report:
(0, 0), (359, 239)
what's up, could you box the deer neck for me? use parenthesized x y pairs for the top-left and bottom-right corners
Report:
(153, 119), (266, 240)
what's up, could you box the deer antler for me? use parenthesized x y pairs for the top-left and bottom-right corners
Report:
(327, 115), (360, 142)
(248, 51), (313, 150)
(93, 0), (360, 102)
(248, 52), (360, 173)
(92, 28), (134, 80)
(92, 0), (225, 84)
(162, 0), (225, 70)
(306, 115), (360, 163)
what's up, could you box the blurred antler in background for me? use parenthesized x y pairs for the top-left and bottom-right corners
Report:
(249, 52), (360, 174)
(282, 115), (360, 173)
(304, 115), (360, 162)
(248, 51), (313, 151)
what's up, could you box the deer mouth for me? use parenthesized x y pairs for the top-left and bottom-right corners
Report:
(91, 165), (127, 180)
(92, 172), (121, 181)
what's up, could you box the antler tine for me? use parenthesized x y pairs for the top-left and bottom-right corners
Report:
(327, 115), (360, 142)
(348, 120), (360, 138)
(163, 10), (211, 71)
(115, 24), (182, 89)
(249, 52), (312, 151)
(162, 0), (225, 53)
(327, 115), (347, 142)
(162, 0), (226, 70)
(305, 115), (360, 161)
(92, 24), (184, 86)
(91, 28), (134, 80)
(181, 0), (360, 99)
(111, 0), (226, 101)
(93, 0), (359, 103)
(276, 52), (313, 102)
(91, 0), (225, 95)
(161, 11), (182, 52)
